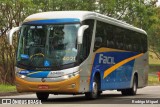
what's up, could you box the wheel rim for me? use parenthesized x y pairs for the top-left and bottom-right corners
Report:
(133, 79), (137, 92)
(93, 81), (98, 96)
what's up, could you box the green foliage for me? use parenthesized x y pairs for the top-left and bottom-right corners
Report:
(148, 75), (160, 86)
(0, 84), (16, 92)
(148, 8), (160, 59)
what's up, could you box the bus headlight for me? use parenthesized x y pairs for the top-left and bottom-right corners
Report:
(20, 75), (26, 79)
(17, 73), (26, 79)
(16, 70), (29, 79)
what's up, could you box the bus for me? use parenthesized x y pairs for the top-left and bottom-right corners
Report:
(8, 11), (148, 100)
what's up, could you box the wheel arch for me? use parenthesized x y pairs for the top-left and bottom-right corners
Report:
(89, 70), (101, 92)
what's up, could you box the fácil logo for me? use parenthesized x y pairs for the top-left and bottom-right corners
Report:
(99, 54), (115, 64)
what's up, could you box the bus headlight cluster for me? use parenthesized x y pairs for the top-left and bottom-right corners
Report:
(20, 75), (26, 79)
(17, 73), (26, 79)
(16, 70), (29, 79)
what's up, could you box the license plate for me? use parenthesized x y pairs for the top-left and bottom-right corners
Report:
(38, 85), (49, 89)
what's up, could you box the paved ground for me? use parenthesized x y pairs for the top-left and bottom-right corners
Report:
(0, 86), (160, 104)
(0, 86), (160, 105)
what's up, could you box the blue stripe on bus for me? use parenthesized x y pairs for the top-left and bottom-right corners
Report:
(23, 18), (80, 24)
(18, 70), (50, 78)
(27, 71), (50, 78)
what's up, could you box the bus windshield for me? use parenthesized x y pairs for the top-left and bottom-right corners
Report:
(17, 24), (80, 70)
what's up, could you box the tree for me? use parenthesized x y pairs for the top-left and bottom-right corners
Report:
(148, 7), (160, 59)
(0, 0), (41, 84)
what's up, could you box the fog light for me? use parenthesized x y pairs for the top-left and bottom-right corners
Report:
(71, 84), (76, 88)
(73, 73), (76, 76)
(68, 74), (72, 78)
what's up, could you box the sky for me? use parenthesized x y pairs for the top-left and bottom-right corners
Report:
(157, 0), (160, 6)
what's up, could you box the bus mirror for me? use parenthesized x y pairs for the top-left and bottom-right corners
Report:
(8, 27), (20, 45)
(78, 25), (89, 44)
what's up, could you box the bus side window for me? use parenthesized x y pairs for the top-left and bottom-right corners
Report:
(124, 34), (130, 51)
(106, 25), (114, 48)
(139, 35), (143, 53)
(135, 33), (141, 52)
(140, 34), (147, 53)
(95, 37), (102, 48)
(143, 35), (148, 52)
(115, 27), (125, 50)
(103, 25), (108, 48)
(132, 36), (137, 52)
(128, 35), (132, 51)
(130, 31), (136, 52)
(94, 21), (103, 51)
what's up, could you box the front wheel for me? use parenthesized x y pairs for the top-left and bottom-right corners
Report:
(85, 77), (99, 99)
(36, 92), (49, 101)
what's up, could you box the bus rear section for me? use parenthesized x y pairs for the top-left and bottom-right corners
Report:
(90, 20), (148, 96)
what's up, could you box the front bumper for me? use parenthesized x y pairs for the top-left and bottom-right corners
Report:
(15, 75), (80, 93)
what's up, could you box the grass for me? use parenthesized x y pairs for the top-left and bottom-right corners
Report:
(149, 51), (160, 74)
(149, 65), (160, 73)
(0, 84), (16, 93)
(149, 51), (160, 65)
(148, 61), (160, 85)
(148, 75), (160, 86)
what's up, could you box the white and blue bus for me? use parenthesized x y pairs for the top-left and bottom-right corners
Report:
(9, 11), (148, 100)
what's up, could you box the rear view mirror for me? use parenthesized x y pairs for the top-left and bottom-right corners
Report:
(77, 25), (89, 44)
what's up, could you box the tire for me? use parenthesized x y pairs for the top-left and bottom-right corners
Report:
(36, 92), (49, 101)
(85, 77), (99, 99)
(121, 76), (138, 96)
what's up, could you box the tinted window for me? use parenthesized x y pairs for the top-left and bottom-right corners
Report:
(94, 21), (147, 53)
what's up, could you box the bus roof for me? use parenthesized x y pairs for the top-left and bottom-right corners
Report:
(24, 11), (147, 35)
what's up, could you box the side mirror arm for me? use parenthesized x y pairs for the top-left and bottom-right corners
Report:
(77, 25), (89, 44)
(8, 27), (20, 45)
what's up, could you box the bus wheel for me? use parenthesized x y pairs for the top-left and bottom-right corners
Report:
(85, 77), (99, 99)
(36, 92), (49, 101)
(121, 76), (138, 96)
